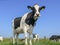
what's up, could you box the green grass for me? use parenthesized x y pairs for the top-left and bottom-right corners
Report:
(0, 39), (60, 45)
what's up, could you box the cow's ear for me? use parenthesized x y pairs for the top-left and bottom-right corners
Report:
(40, 6), (45, 10)
(27, 6), (33, 10)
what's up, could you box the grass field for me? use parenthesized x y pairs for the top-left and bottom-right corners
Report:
(0, 38), (60, 45)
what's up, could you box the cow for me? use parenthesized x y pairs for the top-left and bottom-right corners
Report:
(12, 4), (45, 45)
(0, 36), (3, 42)
(50, 35), (60, 42)
(33, 34), (39, 42)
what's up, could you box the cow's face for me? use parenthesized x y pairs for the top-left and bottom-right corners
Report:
(27, 4), (45, 20)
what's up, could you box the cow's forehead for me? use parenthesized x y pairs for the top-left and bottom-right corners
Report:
(33, 4), (40, 9)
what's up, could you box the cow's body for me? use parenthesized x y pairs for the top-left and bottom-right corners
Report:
(50, 35), (60, 41)
(13, 13), (35, 34)
(12, 4), (45, 45)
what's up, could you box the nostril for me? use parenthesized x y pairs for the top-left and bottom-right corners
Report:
(36, 14), (39, 16)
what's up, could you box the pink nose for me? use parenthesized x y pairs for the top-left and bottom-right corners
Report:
(36, 13), (39, 16)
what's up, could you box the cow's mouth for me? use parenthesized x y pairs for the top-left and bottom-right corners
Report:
(34, 16), (39, 20)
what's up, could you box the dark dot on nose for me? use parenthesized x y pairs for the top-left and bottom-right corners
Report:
(36, 14), (39, 16)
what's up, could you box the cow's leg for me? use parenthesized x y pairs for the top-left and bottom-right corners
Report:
(33, 38), (36, 42)
(12, 29), (16, 44)
(13, 33), (16, 44)
(29, 32), (32, 45)
(15, 33), (19, 45)
(12, 20), (16, 44)
(24, 27), (28, 45)
(37, 37), (39, 42)
(24, 32), (28, 45)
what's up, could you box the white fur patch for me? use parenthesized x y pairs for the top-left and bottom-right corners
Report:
(34, 4), (40, 14)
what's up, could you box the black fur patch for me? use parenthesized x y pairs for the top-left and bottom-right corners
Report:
(14, 17), (22, 29)
(25, 12), (37, 26)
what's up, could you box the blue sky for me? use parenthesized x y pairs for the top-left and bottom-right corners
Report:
(0, 0), (60, 38)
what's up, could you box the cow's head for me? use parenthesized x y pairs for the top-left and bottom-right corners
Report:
(27, 4), (45, 20)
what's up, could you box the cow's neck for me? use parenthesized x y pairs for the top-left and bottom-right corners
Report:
(25, 11), (37, 26)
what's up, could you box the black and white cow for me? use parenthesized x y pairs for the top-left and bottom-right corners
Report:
(33, 34), (39, 42)
(0, 36), (3, 42)
(50, 35), (60, 41)
(12, 4), (45, 45)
